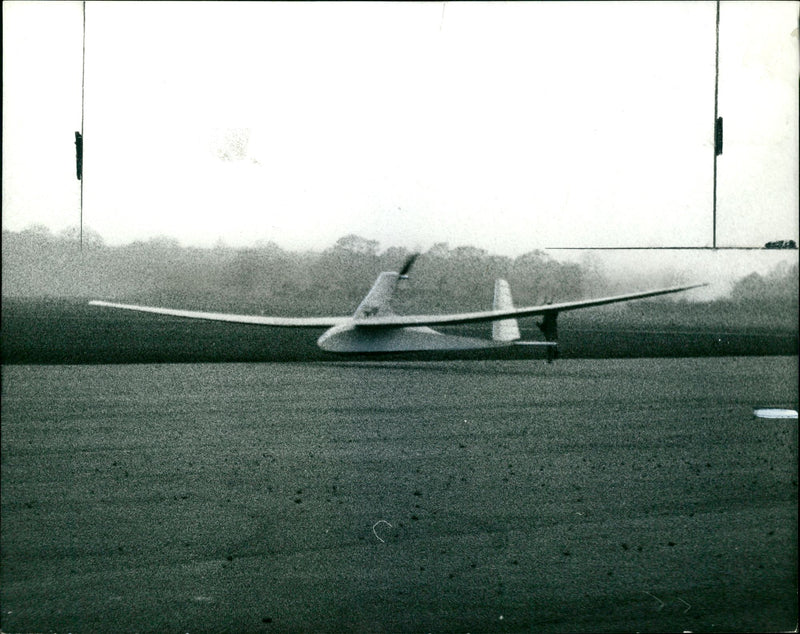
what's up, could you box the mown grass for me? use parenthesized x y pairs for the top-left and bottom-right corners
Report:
(1, 358), (797, 632)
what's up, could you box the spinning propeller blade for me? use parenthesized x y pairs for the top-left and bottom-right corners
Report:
(399, 253), (420, 278)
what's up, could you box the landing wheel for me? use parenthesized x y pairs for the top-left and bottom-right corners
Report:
(537, 311), (559, 362)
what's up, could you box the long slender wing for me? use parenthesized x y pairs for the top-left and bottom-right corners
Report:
(90, 283), (705, 329)
(351, 283), (707, 328)
(88, 300), (349, 328)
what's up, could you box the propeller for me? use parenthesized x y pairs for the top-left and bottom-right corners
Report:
(398, 253), (420, 278)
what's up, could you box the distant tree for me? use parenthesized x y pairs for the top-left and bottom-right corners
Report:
(731, 272), (764, 300)
(730, 262), (798, 303)
(126, 236), (181, 250)
(427, 242), (451, 258)
(300, 235), (383, 312)
(450, 245), (488, 260)
(380, 246), (414, 270)
(765, 260), (798, 284)
(57, 225), (105, 248)
(578, 251), (610, 294)
(21, 224), (53, 239)
(333, 234), (380, 256)
(218, 249), (263, 294)
(510, 250), (584, 303)
(253, 239), (285, 254)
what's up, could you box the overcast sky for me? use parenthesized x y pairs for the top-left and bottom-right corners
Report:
(3, 1), (798, 262)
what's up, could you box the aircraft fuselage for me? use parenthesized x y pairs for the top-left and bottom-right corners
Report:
(317, 323), (507, 353)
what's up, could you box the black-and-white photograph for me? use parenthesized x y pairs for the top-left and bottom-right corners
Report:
(2, 2), (797, 632)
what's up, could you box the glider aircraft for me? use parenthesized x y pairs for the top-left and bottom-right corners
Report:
(90, 254), (705, 360)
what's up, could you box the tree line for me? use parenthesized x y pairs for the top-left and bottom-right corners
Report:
(2, 227), (797, 321)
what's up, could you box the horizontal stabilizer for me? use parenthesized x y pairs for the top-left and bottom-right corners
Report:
(514, 341), (558, 346)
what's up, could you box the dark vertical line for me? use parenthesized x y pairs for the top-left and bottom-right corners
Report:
(712, 0), (720, 249)
(80, 0), (86, 251)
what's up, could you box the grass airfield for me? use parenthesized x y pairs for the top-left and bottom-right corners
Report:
(1, 357), (797, 632)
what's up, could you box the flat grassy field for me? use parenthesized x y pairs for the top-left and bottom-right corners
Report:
(1, 357), (797, 632)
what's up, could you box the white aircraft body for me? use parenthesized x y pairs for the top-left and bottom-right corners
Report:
(90, 255), (704, 359)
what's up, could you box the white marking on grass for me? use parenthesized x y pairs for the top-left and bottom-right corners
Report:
(644, 591), (665, 611)
(373, 519), (392, 543)
(753, 408), (797, 419)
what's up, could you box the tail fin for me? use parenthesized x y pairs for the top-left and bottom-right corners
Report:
(353, 272), (402, 319)
(492, 279), (521, 342)
(353, 254), (419, 320)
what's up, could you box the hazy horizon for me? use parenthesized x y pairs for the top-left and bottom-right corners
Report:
(3, 223), (797, 304)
